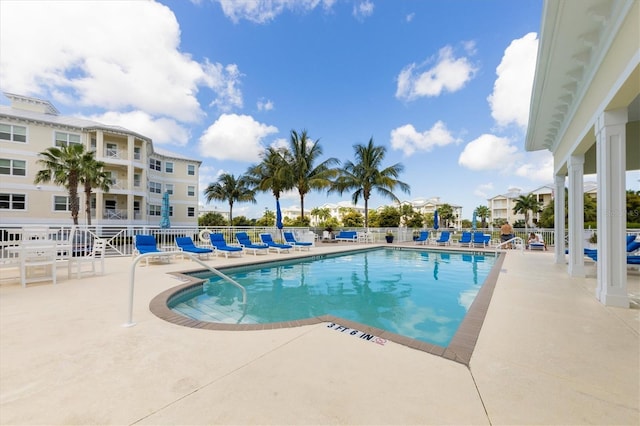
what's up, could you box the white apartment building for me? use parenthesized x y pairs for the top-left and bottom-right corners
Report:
(488, 182), (598, 226)
(0, 93), (201, 226)
(396, 197), (463, 229)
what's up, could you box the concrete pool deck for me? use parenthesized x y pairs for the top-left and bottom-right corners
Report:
(0, 243), (638, 425)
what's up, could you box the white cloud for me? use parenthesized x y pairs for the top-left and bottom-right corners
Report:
(257, 98), (275, 111)
(487, 32), (538, 128)
(84, 111), (190, 146)
(458, 134), (521, 171)
(198, 114), (278, 162)
(215, 0), (336, 23)
(406, 13), (415, 22)
(474, 182), (494, 199)
(0, 1), (242, 122)
(396, 45), (478, 101)
(390, 121), (458, 156)
(515, 150), (553, 182)
(353, 1), (374, 20)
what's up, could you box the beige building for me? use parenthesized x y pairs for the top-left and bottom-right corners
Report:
(0, 93), (201, 227)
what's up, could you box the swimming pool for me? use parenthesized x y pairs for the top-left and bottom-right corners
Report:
(164, 247), (501, 350)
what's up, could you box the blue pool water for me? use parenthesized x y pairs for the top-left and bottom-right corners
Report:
(169, 248), (497, 347)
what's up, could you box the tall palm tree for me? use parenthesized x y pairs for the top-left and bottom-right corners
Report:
(79, 153), (110, 225)
(204, 173), (256, 225)
(284, 129), (339, 221)
(475, 205), (490, 228)
(34, 144), (87, 225)
(513, 193), (543, 231)
(246, 146), (291, 207)
(330, 137), (410, 228)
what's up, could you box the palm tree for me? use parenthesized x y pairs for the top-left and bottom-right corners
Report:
(513, 194), (543, 231)
(330, 138), (410, 228)
(204, 173), (256, 225)
(34, 144), (87, 225)
(79, 153), (110, 225)
(246, 146), (291, 208)
(284, 129), (339, 221)
(475, 205), (490, 228)
(438, 203), (454, 228)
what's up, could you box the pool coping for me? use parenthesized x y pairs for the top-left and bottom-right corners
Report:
(149, 247), (506, 366)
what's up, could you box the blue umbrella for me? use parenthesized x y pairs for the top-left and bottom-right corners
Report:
(472, 210), (477, 230)
(160, 191), (171, 229)
(275, 199), (283, 230)
(433, 209), (439, 230)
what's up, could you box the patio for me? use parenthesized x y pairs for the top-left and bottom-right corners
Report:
(0, 244), (638, 425)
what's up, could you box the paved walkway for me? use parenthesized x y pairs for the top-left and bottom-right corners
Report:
(0, 244), (638, 425)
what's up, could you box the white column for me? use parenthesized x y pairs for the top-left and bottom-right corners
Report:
(595, 108), (629, 307)
(567, 154), (585, 277)
(127, 135), (134, 221)
(554, 174), (566, 264)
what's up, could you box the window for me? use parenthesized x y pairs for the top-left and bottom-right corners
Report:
(134, 146), (141, 160)
(106, 143), (118, 158)
(149, 204), (161, 216)
(165, 184), (174, 195)
(169, 206), (174, 217)
(0, 123), (27, 143)
(0, 193), (26, 210)
(187, 164), (195, 176)
(165, 162), (174, 173)
(0, 159), (26, 176)
(149, 158), (161, 171)
(187, 207), (195, 217)
(133, 174), (141, 187)
(54, 196), (73, 212)
(55, 131), (81, 147)
(187, 185), (195, 197)
(149, 181), (162, 194)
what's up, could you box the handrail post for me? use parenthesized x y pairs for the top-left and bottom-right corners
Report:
(124, 251), (246, 327)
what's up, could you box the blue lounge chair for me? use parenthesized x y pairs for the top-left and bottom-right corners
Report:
(458, 231), (472, 247)
(471, 231), (487, 247)
(209, 233), (243, 258)
(175, 236), (213, 259)
(435, 231), (450, 246)
(283, 231), (313, 251)
(134, 235), (170, 265)
(235, 232), (269, 255)
(414, 231), (429, 245)
(260, 233), (292, 253)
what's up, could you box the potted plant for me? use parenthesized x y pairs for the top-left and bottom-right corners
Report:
(412, 229), (420, 241)
(385, 231), (394, 244)
(588, 232), (597, 248)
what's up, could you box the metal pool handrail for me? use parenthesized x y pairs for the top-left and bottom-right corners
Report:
(494, 237), (525, 253)
(124, 251), (247, 327)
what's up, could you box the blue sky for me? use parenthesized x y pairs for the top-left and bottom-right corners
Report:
(6, 0), (632, 221)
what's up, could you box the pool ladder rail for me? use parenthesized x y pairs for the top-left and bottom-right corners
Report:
(125, 250), (247, 327)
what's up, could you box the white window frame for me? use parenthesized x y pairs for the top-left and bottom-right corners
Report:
(149, 158), (161, 171)
(187, 164), (195, 176)
(0, 158), (26, 176)
(149, 204), (161, 216)
(165, 161), (174, 173)
(187, 185), (195, 197)
(0, 193), (26, 210)
(0, 123), (27, 143)
(165, 184), (174, 195)
(53, 195), (73, 212)
(187, 206), (195, 217)
(54, 131), (81, 147)
(149, 181), (162, 194)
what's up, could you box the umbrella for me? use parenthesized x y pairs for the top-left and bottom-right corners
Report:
(472, 210), (477, 230)
(160, 191), (171, 229)
(275, 199), (283, 230)
(433, 209), (439, 230)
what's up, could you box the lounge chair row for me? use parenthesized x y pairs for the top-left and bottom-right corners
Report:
(133, 231), (313, 263)
(414, 231), (491, 248)
(584, 235), (640, 266)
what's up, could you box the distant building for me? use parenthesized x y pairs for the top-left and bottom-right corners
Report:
(487, 182), (598, 226)
(0, 93), (201, 226)
(395, 197), (463, 229)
